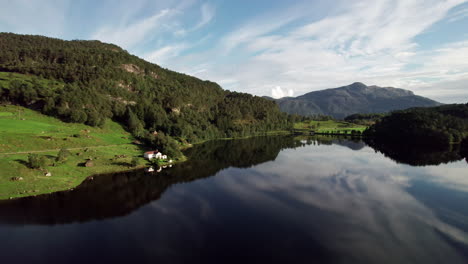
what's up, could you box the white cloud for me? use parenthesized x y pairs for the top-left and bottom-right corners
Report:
(414, 78), (468, 103)
(219, 5), (307, 53)
(193, 3), (215, 30)
(271, 86), (294, 99)
(170, 3), (215, 38)
(144, 43), (188, 64)
(165, 0), (468, 102)
(1, 0), (467, 102)
(143, 33), (214, 67)
(91, 9), (173, 49)
(448, 6), (468, 22)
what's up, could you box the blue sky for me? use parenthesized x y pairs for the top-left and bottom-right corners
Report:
(1, 0), (468, 103)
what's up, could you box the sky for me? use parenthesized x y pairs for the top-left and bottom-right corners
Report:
(0, 0), (468, 103)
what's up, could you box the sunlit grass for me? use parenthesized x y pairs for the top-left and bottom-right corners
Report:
(0, 105), (150, 199)
(294, 120), (367, 133)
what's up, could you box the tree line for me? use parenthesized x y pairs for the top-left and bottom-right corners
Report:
(364, 103), (468, 149)
(344, 113), (385, 125)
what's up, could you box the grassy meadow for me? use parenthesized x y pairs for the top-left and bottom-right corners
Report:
(0, 105), (151, 199)
(294, 120), (367, 134)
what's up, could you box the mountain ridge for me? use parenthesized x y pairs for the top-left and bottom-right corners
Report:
(270, 82), (440, 119)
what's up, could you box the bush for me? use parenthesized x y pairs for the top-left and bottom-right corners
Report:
(131, 157), (140, 167)
(28, 154), (49, 169)
(70, 110), (88, 123)
(56, 148), (71, 162)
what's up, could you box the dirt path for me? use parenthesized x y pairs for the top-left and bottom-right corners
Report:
(0, 144), (134, 156)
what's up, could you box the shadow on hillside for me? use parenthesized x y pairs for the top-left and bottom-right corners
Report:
(14, 159), (29, 167)
(111, 161), (132, 167)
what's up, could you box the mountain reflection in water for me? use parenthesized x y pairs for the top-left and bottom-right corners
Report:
(0, 135), (467, 264)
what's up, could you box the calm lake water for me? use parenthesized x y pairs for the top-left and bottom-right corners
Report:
(0, 136), (467, 263)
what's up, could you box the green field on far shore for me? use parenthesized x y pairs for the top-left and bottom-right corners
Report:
(294, 120), (367, 134)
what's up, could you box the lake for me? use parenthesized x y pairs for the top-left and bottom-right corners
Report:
(0, 136), (467, 263)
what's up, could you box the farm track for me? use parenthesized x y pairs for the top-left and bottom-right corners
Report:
(0, 143), (133, 155)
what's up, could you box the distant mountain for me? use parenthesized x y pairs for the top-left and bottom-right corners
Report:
(272, 82), (441, 119)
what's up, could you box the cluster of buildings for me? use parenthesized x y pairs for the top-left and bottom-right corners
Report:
(143, 150), (175, 173)
(144, 150), (167, 160)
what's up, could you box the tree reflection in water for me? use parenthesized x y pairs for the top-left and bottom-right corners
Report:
(364, 137), (466, 166)
(0, 135), (465, 225)
(0, 136), (304, 225)
(0, 135), (467, 264)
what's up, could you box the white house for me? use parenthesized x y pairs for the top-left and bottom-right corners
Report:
(144, 151), (157, 159)
(144, 150), (164, 160)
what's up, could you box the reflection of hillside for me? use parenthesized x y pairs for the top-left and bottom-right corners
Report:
(461, 139), (468, 162)
(365, 138), (464, 166)
(0, 136), (302, 225)
(332, 138), (366, 150)
(296, 135), (366, 151)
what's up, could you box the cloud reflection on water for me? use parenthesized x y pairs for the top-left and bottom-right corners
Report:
(0, 137), (467, 263)
(153, 143), (468, 263)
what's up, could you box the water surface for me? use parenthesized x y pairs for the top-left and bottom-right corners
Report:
(0, 136), (467, 263)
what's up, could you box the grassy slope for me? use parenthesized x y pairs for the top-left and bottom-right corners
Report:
(294, 120), (367, 134)
(0, 71), (64, 90)
(0, 105), (150, 199)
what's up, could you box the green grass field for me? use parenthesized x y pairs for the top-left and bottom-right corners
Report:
(294, 120), (367, 134)
(0, 71), (64, 91)
(0, 105), (133, 152)
(0, 105), (152, 200)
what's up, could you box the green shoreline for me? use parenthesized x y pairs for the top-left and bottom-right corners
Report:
(0, 105), (365, 200)
(0, 105), (295, 200)
(0, 129), (363, 200)
(0, 133), (289, 201)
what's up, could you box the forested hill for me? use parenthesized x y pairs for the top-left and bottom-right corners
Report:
(272, 82), (440, 119)
(0, 33), (293, 156)
(364, 103), (468, 149)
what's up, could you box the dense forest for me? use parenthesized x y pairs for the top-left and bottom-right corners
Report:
(364, 103), (468, 149)
(0, 33), (293, 156)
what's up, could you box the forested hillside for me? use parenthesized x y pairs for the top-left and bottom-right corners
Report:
(364, 103), (468, 149)
(0, 33), (293, 156)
